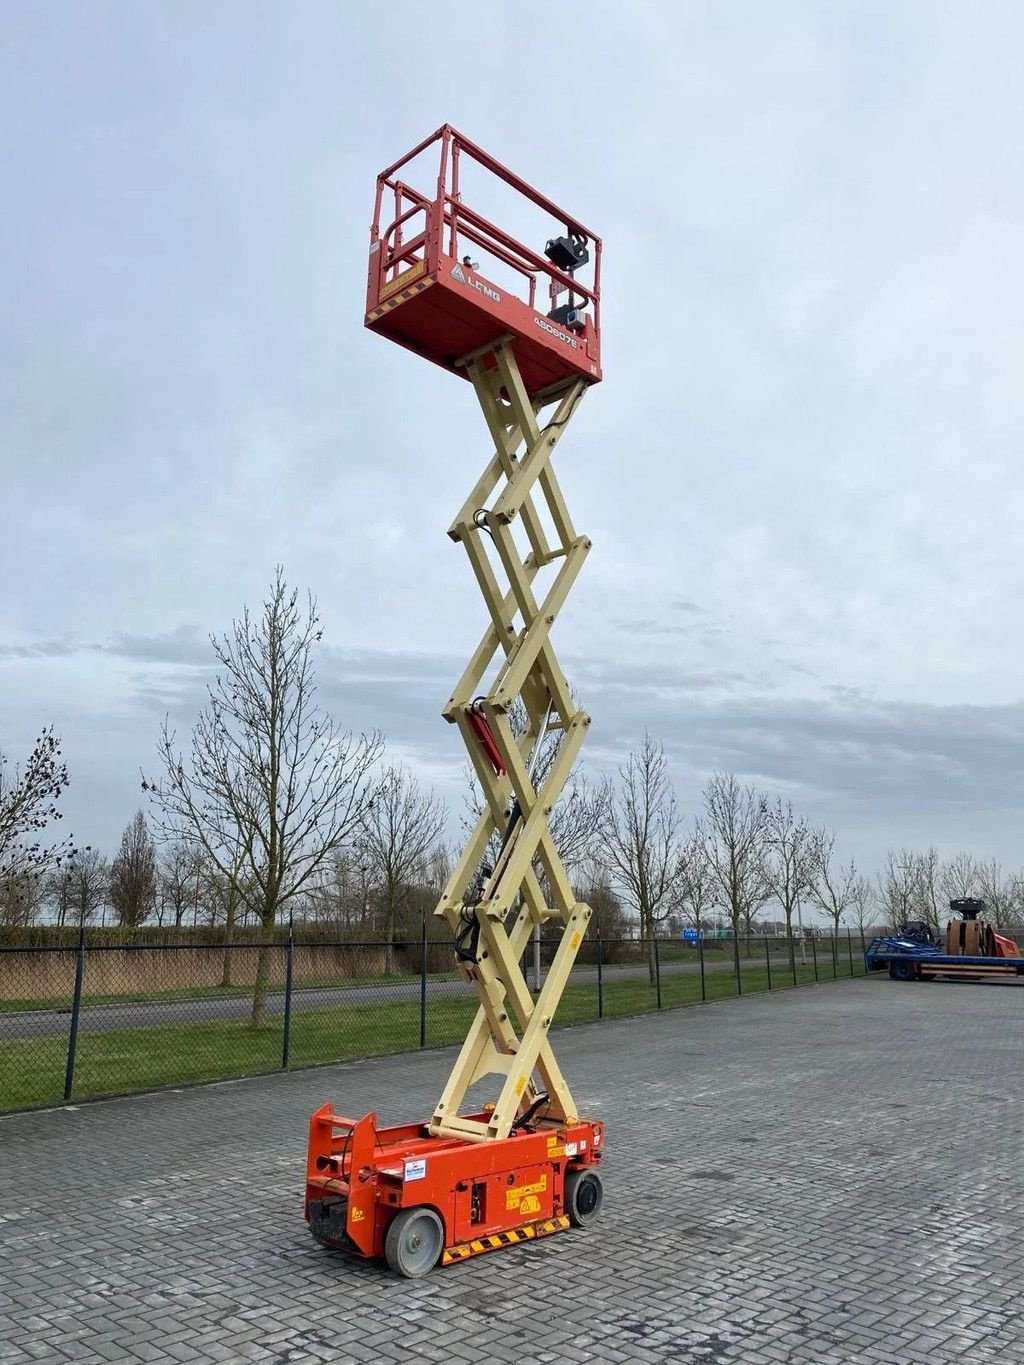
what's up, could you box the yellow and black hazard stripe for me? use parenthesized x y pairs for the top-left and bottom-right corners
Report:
(368, 267), (433, 321)
(442, 1215), (570, 1266)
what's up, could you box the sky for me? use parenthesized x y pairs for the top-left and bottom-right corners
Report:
(2, 1), (1024, 901)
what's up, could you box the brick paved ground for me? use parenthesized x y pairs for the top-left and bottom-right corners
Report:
(2, 976), (1022, 1364)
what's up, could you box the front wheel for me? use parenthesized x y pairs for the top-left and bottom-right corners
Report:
(889, 960), (917, 982)
(384, 1207), (444, 1278)
(565, 1168), (604, 1228)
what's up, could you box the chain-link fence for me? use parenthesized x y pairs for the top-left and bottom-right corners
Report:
(0, 931), (868, 1113)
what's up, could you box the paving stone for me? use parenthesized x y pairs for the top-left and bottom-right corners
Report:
(3, 978), (1024, 1362)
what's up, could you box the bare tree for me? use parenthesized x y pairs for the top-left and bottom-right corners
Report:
(577, 864), (631, 942)
(941, 851), (980, 904)
(597, 734), (681, 984)
(463, 695), (605, 989)
(677, 822), (715, 932)
(700, 773), (768, 982)
(0, 728), (75, 880)
(147, 570), (382, 1025)
(48, 863), (75, 928)
(877, 848), (917, 930)
(49, 848), (110, 928)
(463, 695), (602, 879)
(1006, 872), (1024, 931)
(762, 798), (820, 972)
(849, 873), (876, 943)
(157, 842), (200, 928)
(811, 834), (857, 937)
(424, 844), (451, 901)
(911, 846), (944, 931)
(196, 850), (256, 986)
(978, 858), (1018, 929)
(305, 849), (360, 929)
(110, 811), (157, 928)
(0, 873), (46, 927)
(74, 848), (110, 927)
(355, 765), (447, 972)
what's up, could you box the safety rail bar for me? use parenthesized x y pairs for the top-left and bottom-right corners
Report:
(370, 124), (602, 329)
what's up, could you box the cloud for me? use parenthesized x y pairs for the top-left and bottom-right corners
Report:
(100, 628), (214, 667)
(0, 627), (212, 666)
(0, 638), (80, 660)
(3, 2), (1024, 882)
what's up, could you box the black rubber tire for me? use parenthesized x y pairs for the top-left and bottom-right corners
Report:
(384, 1207), (444, 1278)
(565, 1168), (603, 1228)
(889, 960), (917, 982)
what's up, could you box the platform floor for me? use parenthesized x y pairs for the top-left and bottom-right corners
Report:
(2, 976), (1022, 1364)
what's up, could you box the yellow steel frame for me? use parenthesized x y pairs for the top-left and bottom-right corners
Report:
(430, 339), (593, 1144)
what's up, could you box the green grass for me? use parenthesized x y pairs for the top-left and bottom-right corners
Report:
(0, 968), (470, 1014)
(1, 931), (859, 1016)
(0, 955), (864, 1112)
(0, 956), (742, 1013)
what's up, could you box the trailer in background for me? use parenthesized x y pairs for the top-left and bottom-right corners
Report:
(865, 897), (1024, 983)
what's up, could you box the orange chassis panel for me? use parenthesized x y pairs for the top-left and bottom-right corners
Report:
(305, 1105), (604, 1265)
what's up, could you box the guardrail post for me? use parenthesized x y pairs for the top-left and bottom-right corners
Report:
(698, 931), (706, 1002)
(734, 934), (743, 996)
(281, 918), (294, 1070)
(63, 920), (86, 1103)
(810, 933), (819, 982)
(596, 927), (604, 1020)
(765, 935), (772, 990)
(419, 919), (428, 1048)
(654, 936), (662, 1010)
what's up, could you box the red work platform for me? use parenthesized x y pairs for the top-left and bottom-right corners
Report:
(365, 125), (602, 399)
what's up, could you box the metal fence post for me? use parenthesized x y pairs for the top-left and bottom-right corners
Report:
(789, 929), (798, 987)
(698, 931), (706, 1002)
(419, 918), (428, 1048)
(734, 935), (743, 996)
(847, 929), (854, 976)
(831, 933), (838, 980)
(765, 935), (772, 990)
(810, 933), (819, 982)
(596, 927), (604, 1020)
(281, 919), (294, 1070)
(63, 920), (86, 1103)
(654, 936), (662, 1010)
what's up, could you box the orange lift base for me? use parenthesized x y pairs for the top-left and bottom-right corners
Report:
(305, 1106), (604, 1275)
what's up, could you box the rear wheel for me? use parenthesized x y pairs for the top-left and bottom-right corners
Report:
(384, 1207), (444, 1278)
(565, 1168), (603, 1228)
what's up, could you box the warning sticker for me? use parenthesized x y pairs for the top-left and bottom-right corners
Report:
(379, 259), (426, 300)
(505, 1175), (547, 1210)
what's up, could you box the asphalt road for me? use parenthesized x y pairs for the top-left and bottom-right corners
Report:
(0, 955), (806, 1039)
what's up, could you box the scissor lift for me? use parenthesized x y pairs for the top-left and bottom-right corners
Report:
(305, 126), (605, 1276)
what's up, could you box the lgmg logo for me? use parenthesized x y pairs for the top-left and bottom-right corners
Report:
(451, 263), (501, 304)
